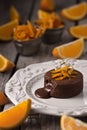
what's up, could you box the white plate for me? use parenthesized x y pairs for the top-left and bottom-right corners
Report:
(5, 59), (87, 116)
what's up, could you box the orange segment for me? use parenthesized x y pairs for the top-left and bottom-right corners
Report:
(61, 114), (87, 130)
(0, 19), (19, 41)
(52, 38), (84, 59)
(40, 0), (55, 11)
(0, 54), (15, 72)
(0, 92), (10, 105)
(61, 2), (87, 20)
(69, 24), (87, 39)
(10, 6), (20, 23)
(0, 99), (31, 129)
(38, 9), (51, 19)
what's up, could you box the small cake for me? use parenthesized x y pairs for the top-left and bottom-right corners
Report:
(35, 66), (83, 98)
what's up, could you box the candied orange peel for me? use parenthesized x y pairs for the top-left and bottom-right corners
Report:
(35, 10), (64, 29)
(51, 65), (78, 80)
(13, 20), (44, 41)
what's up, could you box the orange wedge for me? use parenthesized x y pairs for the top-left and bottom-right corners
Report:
(69, 24), (87, 39)
(52, 38), (84, 59)
(61, 114), (87, 130)
(0, 92), (10, 105)
(40, 0), (55, 11)
(0, 19), (19, 41)
(38, 9), (50, 19)
(61, 2), (87, 20)
(0, 99), (31, 129)
(0, 54), (15, 72)
(10, 5), (20, 23)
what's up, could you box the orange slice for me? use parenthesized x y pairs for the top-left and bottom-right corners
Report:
(61, 114), (87, 130)
(69, 24), (87, 39)
(61, 2), (87, 20)
(52, 38), (84, 59)
(38, 9), (50, 19)
(0, 19), (19, 41)
(0, 99), (31, 129)
(10, 5), (20, 23)
(0, 54), (15, 72)
(40, 0), (55, 11)
(0, 92), (10, 105)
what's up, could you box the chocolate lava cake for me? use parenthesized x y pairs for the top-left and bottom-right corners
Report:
(35, 66), (83, 98)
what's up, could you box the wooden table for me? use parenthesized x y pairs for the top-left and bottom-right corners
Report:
(0, 0), (87, 129)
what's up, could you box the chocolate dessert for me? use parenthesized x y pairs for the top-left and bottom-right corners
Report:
(35, 66), (83, 98)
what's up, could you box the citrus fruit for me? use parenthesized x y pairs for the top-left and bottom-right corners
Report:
(69, 24), (87, 39)
(0, 92), (10, 105)
(10, 5), (20, 23)
(61, 2), (87, 20)
(52, 38), (84, 59)
(38, 9), (50, 19)
(0, 54), (15, 72)
(0, 99), (31, 129)
(40, 0), (55, 11)
(0, 19), (19, 41)
(61, 114), (87, 130)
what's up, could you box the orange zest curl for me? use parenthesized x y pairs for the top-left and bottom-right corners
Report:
(13, 20), (44, 41)
(51, 66), (78, 80)
(14, 25), (30, 41)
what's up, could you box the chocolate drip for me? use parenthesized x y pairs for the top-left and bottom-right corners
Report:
(35, 88), (51, 98)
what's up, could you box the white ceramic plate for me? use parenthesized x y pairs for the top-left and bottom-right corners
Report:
(5, 59), (87, 116)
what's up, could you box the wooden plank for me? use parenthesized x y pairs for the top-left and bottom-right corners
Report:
(40, 115), (60, 130)
(21, 114), (41, 130)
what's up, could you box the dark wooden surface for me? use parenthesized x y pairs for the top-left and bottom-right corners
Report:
(0, 0), (87, 129)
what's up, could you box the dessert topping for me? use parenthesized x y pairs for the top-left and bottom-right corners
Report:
(51, 65), (78, 80)
(13, 20), (44, 41)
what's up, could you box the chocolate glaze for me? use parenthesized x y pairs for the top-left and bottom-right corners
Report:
(35, 69), (83, 99)
(35, 82), (53, 98)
